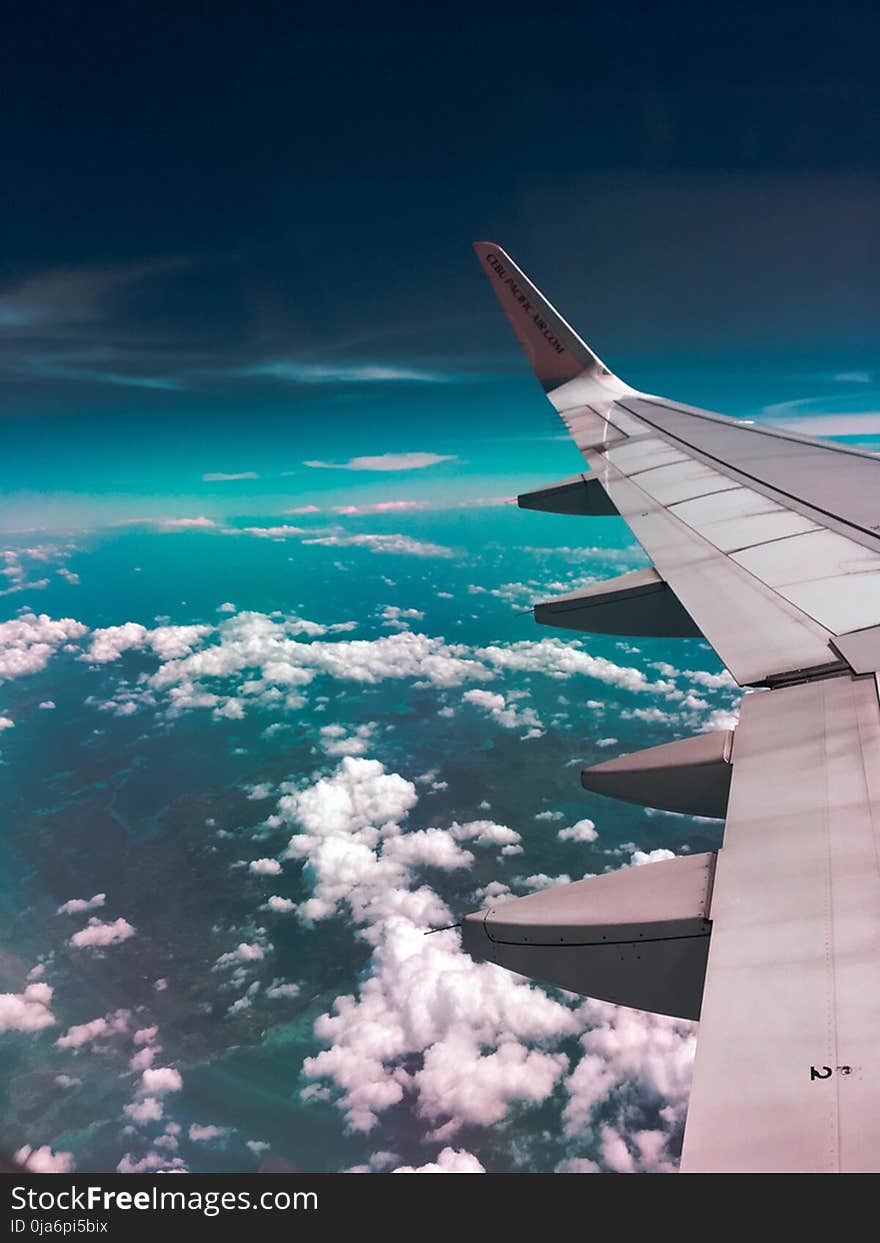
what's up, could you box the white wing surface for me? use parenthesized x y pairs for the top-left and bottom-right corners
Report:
(462, 242), (880, 1173)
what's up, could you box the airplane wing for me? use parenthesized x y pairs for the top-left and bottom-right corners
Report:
(463, 242), (880, 1173)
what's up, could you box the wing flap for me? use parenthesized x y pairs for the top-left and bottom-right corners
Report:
(681, 674), (880, 1173)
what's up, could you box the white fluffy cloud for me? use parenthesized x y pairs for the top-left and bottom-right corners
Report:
(189, 1124), (231, 1143)
(558, 819), (598, 844)
(14, 1144), (75, 1173)
(631, 848), (677, 866)
(0, 981), (55, 1033)
(319, 722), (376, 757)
(124, 1096), (164, 1125)
(57, 893), (106, 915)
(0, 613), (86, 682)
(562, 998), (696, 1172)
(285, 758), (579, 1134)
(116, 1150), (187, 1173)
(462, 688), (542, 733)
(478, 638), (674, 695)
(68, 917), (135, 949)
(56, 609), (704, 739)
(304, 452), (456, 471)
(215, 943), (265, 968)
(139, 1066), (183, 1096)
(392, 1147), (485, 1173)
(248, 857), (282, 876)
(84, 623), (210, 664)
(263, 895), (295, 914)
(56, 1010), (129, 1049)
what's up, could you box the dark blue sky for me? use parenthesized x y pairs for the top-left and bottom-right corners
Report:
(1, 3), (879, 426)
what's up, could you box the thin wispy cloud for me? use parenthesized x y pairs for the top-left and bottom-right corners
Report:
(285, 496), (514, 516)
(202, 472), (260, 482)
(27, 354), (182, 390)
(235, 361), (449, 385)
(301, 533), (455, 557)
(233, 525), (307, 540)
(762, 390), (880, 435)
(330, 501), (428, 515)
(157, 516), (218, 529)
(303, 453), (457, 472)
(113, 516), (219, 530)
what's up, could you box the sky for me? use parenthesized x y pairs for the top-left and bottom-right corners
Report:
(1, 3), (880, 1177)
(2, 2), (880, 520)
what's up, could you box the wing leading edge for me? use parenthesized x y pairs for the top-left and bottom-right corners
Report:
(464, 242), (880, 1172)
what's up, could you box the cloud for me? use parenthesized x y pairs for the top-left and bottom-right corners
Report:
(124, 1097), (164, 1125)
(116, 1150), (187, 1173)
(265, 980), (301, 999)
(77, 610), (687, 735)
(83, 622), (211, 664)
(302, 533), (455, 558)
(462, 688), (542, 732)
(319, 722), (376, 756)
(113, 516), (218, 530)
(449, 819), (522, 853)
(521, 873), (572, 891)
(214, 942), (266, 968)
(558, 819), (598, 844)
(203, 472), (259, 482)
(139, 1066), (183, 1096)
(157, 516), (217, 529)
(332, 501), (429, 515)
(68, 917), (136, 949)
(56, 1011), (129, 1049)
(239, 362), (448, 385)
(392, 1147), (485, 1173)
(555, 1157), (600, 1174)
(188, 1124), (231, 1143)
(0, 612), (87, 682)
(562, 997), (696, 1171)
(262, 896), (295, 914)
(26, 355), (182, 390)
(291, 496), (513, 516)
(478, 638), (675, 696)
(304, 453), (457, 471)
(276, 757), (580, 1134)
(379, 606), (424, 630)
(14, 1145), (75, 1173)
(235, 525), (307, 540)
(282, 757), (421, 925)
(57, 893), (106, 915)
(0, 981), (55, 1033)
(631, 848), (677, 866)
(248, 857), (282, 876)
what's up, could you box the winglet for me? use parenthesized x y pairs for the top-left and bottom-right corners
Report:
(473, 242), (611, 393)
